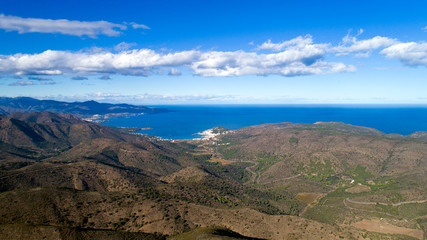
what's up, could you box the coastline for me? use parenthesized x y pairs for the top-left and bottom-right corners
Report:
(196, 129), (221, 140)
(96, 105), (427, 140)
(83, 112), (146, 122)
(196, 127), (231, 140)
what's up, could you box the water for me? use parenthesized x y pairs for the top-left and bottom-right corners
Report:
(99, 105), (427, 139)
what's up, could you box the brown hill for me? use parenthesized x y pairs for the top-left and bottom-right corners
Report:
(215, 122), (427, 178)
(0, 112), (133, 161)
(0, 113), (425, 239)
(0, 159), (160, 192)
(47, 138), (186, 176)
(0, 112), (200, 192)
(8, 111), (84, 124)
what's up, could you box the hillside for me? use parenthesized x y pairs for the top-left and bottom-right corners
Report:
(204, 122), (427, 239)
(212, 122), (427, 177)
(0, 113), (425, 239)
(0, 111), (135, 161)
(0, 112), (303, 239)
(0, 97), (167, 118)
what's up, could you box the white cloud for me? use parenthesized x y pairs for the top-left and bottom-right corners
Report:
(8, 80), (34, 86)
(131, 22), (150, 30)
(381, 42), (427, 66)
(332, 35), (398, 56)
(192, 51), (355, 77)
(0, 49), (201, 76)
(114, 42), (137, 52)
(192, 40), (354, 77)
(0, 35), (357, 78)
(0, 14), (128, 38)
(168, 68), (182, 76)
(36, 92), (236, 104)
(7, 76), (56, 86)
(256, 35), (315, 51)
(41, 81), (56, 85)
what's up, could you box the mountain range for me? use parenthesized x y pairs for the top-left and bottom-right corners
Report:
(0, 111), (425, 239)
(0, 97), (167, 118)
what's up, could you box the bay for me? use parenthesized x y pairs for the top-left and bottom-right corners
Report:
(98, 105), (427, 139)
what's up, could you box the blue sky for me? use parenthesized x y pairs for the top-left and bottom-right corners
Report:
(0, 0), (427, 104)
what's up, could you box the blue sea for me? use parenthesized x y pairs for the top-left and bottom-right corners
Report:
(99, 105), (427, 139)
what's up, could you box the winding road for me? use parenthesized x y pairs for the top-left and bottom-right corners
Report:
(244, 161), (260, 185)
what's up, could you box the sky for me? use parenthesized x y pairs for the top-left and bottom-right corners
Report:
(0, 0), (427, 105)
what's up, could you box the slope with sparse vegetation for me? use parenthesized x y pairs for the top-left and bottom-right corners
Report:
(0, 113), (425, 239)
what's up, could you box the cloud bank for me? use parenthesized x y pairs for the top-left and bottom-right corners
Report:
(0, 49), (200, 76)
(0, 47), (354, 77)
(0, 34), (356, 78)
(192, 35), (355, 77)
(1, 32), (426, 79)
(192, 50), (354, 77)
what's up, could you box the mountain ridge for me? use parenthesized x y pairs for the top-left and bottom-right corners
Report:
(0, 111), (425, 239)
(0, 97), (168, 118)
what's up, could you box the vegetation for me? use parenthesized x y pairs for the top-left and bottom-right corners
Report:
(254, 153), (284, 173)
(299, 159), (336, 184)
(0, 96), (168, 118)
(211, 126), (229, 134)
(289, 137), (299, 144)
(346, 165), (374, 182)
(170, 226), (265, 240)
(0, 112), (426, 239)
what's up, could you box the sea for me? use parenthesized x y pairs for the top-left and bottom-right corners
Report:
(98, 105), (427, 140)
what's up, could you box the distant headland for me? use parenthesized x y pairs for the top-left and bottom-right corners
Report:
(0, 97), (168, 119)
